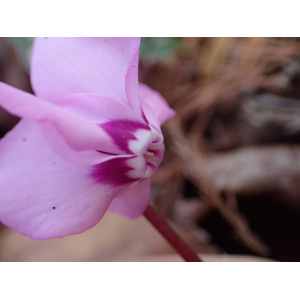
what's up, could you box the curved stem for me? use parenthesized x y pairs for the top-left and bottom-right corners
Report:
(143, 205), (202, 262)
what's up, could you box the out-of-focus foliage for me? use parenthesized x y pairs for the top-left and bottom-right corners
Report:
(140, 37), (183, 62)
(8, 37), (34, 71)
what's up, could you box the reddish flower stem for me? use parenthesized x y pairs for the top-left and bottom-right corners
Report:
(143, 205), (202, 262)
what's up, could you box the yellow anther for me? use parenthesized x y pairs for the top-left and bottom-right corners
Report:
(145, 151), (154, 157)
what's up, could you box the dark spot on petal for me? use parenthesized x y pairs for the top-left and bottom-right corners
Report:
(22, 138), (26, 141)
(52, 207), (56, 209)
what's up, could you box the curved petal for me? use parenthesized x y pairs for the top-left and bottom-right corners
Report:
(139, 83), (176, 125)
(60, 93), (145, 124)
(39, 122), (112, 166)
(0, 83), (127, 164)
(108, 179), (151, 218)
(60, 94), (154, 157)
(141, 100), (162, 132)
(125, 44), (146, 121)
(31, 37), (140, 105)
(0, 121), (129, 239)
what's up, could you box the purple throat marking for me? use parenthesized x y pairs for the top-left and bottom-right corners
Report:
(99, 119), (150, 154)
(91, 120), (151, 187)
(91, 157), (138, 187)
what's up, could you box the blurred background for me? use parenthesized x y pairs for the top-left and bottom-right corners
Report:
(1, 37), (300, 261)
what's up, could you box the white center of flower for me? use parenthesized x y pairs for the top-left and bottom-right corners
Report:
(126, 125), (164, 180)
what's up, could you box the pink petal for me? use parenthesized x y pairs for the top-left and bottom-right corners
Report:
(0, 83), (126, 164)
(60, 93), (145, 124)
(141, 99), (162, 132)
(125, 44), (145, 120)
(60, 94), (155, 157)
(31, 37), (140, 105)
(0, 121), (129, 239)
(108, 179), (151, 218)
(139, 83), (176, 125)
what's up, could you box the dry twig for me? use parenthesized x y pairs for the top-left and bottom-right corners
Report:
(165, 119), (269, 256)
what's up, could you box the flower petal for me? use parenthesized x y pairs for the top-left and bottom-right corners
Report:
(125, 44), (146, 121)
(0, 121), (128, 239)
(60, 94), (154, 156)
(140, 100), (162, 132)
(108, 179), (151, 218)
(31, 37), (140, 105)
(0, 83), (126, 164)
(139, 83), (176, 125)
(60, 93), (145, 124)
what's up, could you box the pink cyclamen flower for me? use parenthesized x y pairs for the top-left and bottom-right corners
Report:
(0, 37), (175, 240)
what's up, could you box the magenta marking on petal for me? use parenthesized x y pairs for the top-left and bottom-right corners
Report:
(90, 157), (138, 187)
(151, 149), (164, 159)
(99, 119), (150, 154)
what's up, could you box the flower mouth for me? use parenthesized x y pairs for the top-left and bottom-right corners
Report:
(91, 120), (164, 186)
